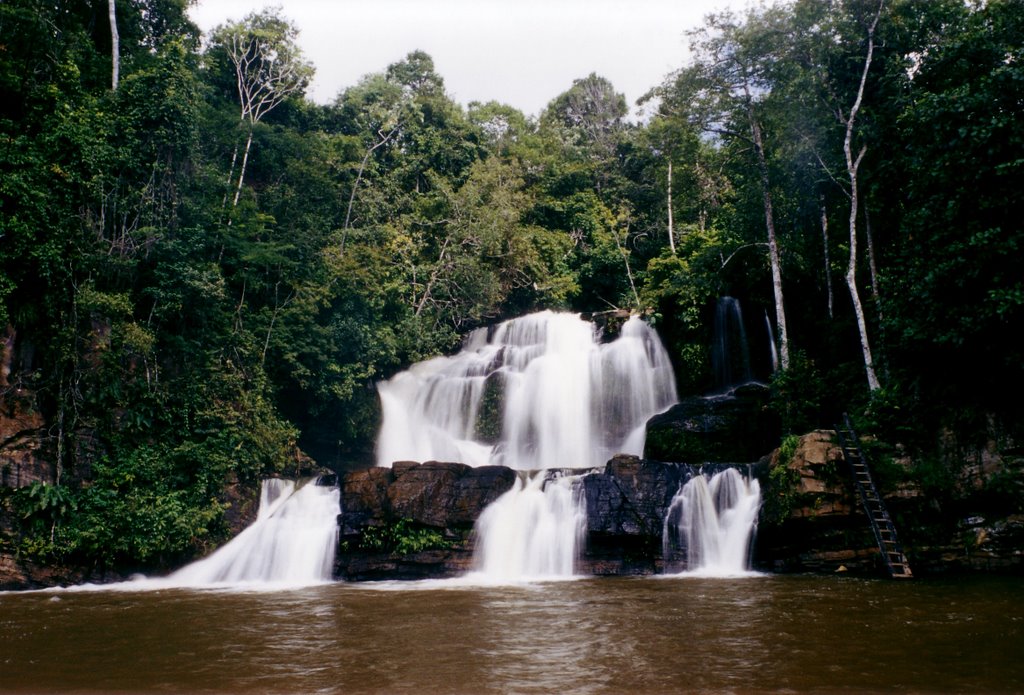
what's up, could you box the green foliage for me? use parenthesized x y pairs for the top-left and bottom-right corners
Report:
(62, 449), (227, 565)
(778, 434), (801, 468)
(1, 0), (1021, 574)
(762, 436), (803, 526)
(355, 519), (452, 555)
(981, 463), (1024, 515)
(639, 230), (730, 393)
(769, 351), (827, 434)
(13, 483), (77, 529)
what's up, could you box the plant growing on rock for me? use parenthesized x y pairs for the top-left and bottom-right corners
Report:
(355, 519), (452, 555)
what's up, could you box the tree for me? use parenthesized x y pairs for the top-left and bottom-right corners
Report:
(883, 0), (1024, 413)
(467, 101), (533, 156)
(333, 73), (407, 248)
(211, 9), (313, 211)
(541, 73), (628, 177)
(652, 8), (793, 370)
(838, 0), (885, 392)
(109, 0), (120, 90)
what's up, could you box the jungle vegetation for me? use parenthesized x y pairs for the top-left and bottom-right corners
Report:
(1, 0), (1020, 569)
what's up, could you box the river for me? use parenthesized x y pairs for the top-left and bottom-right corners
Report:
(2, 574), (1022, 693)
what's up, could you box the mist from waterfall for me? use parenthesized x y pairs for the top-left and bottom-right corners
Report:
(663, 468), (761, 577)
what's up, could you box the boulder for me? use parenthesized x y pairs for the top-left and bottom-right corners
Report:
(644, 383), (779, 463)
(578, 455), (685, 575)
(582, 455), (683, 537)
(339, 466), (395, 533)
(334, 456), (776, 579)
(754, 430), (878, 574)
(335, 461), (516, 580)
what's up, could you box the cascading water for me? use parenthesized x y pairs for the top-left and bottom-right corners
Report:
(377, 311), (677, 471)
(662, 468), (761, 576)
(711, 296), (753, 393)
(376, 310), (678, 579)
(472, 471), (587, 582)
(764, 310), (780, 374)
(165, 478), (340, 587)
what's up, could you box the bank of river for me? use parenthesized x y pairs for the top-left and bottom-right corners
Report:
(1, 574), (1022, 693)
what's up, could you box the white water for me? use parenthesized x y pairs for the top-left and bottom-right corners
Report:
(164, 478), (340, 587)
(376, 311), (677, 470)
(471, 472), (588, 582)
(711, 296), (753, 393)
(663, 468), (761, 576)
(376, 311), (677, 581)
(765, 310), (779, 374)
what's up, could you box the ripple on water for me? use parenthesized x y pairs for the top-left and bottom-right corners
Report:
(0, 575), (1022, 694)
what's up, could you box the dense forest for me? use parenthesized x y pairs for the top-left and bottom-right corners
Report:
(1, 0), (1021, 572)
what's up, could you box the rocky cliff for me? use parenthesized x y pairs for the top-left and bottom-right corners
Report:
(336, 456), (720, 580)
(334, 428), (1024, 581)
(755, 430), (1024, 575)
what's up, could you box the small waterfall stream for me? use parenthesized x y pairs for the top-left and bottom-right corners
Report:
(711, 296), (754, 393)
(663, 468), (761, 576)
(376, 311), (677, 580)
(165, 478), (340, 587)
(471, 471), (588, 582)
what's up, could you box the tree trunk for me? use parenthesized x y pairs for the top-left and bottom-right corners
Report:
(864, 205), (882, 311)
(341, 126), (399, 256)
(612, 222), (641, 310)
(845, 147), (880, 391)
(842, 0), (884, 392)
(222, 140), (239, 212)
(746, 96), (790, 370)
(108, 0), (119, 91)
(821, 195), (834, 319)
(231, 127), (254, 210)
(667, 160), (676, 255)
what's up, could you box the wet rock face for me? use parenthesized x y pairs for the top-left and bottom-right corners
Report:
(339, 461), (517, 535)
(644, 383), (779, 464)
(335, 461), (517, 581)
(753, 430), (1024, 576)
(581, 455), (683, 537)
(578, 455), (686, 576)
(0, 388), (53, 489)
(336, 456), (701, 580)
(754, 430), (877, 574)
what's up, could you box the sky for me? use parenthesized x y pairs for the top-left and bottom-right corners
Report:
(189, 0), (753, 119)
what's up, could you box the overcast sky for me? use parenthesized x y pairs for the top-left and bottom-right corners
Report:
(189, 0), (753, 118)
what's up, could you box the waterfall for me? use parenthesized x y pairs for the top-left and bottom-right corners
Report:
(376, 310), (676, 581)
(376, 311), (677, 470)
(662, 468), (761, 576)
(711, 297), (753, 393)
(765, 310), (779, 374)
(165, 478), (340, 587)
(471, 471), (587, 582)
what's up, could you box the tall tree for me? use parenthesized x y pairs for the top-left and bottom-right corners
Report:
(838, 0), (885, 391)
(211, 9), (313, 211)
(652, 8), (792, 369)
(541, 73), (627, 157)
(109, 0), (120, 90)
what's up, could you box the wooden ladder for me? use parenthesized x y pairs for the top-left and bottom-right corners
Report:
(835, 415), (913, 579)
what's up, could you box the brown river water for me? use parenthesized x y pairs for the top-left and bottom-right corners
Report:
(1, 574), (1022, 694)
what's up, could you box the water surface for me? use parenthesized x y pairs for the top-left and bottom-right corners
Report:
(1, 575), (1021, 694)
